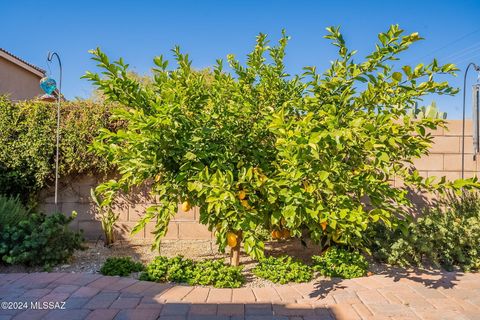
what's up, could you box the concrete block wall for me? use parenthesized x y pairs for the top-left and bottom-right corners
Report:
(39, 176), (213, 241)
(391, 120), (479, 209)
(411, 120), (478, 181)
(39, 120), (478, 241)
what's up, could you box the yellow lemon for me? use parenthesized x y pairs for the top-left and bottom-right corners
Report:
(227, 232), (238, 247)
(181, 201), (191, 212)
(271, 230), (282, 240)
(238, 190), (247, 200)
(321, 221), (327, 231)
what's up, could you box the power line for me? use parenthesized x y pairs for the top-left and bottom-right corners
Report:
(439, 42), (480, 63)
(456, 53), (480, 67)
(404, 27), (480, 65)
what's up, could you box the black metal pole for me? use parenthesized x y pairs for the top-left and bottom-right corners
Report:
(462, 63), (479, 179)
(47, 52), (62, 211)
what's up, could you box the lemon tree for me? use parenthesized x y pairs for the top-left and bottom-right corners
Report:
(84, 26), (476, 265)
(84, 32), (303, 265)
(265, 26), (477, 249)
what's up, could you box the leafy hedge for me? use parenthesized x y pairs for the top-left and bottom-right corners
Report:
(0, 96), (113, 202)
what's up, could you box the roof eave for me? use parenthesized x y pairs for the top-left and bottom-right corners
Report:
(0, 49), (46, 78)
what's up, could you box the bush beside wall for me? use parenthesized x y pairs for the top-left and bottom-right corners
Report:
(0, 96), (114, 203)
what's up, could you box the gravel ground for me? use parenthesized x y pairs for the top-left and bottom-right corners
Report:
(0, 238), (383, 287)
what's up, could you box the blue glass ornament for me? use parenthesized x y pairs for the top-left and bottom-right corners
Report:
(39, 77), (57, 95)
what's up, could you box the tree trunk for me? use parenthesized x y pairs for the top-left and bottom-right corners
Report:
(230, 231), (242, 266)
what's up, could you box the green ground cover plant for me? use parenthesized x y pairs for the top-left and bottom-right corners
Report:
(189, 260), (244, 288)
(140, 256), (244, 288)
(140, 256), (195, 283)
(84, 25), (475, 265)
(312, 247), (368, 279)
(253, 255), (313, 284)
(100, 257), (144, 276)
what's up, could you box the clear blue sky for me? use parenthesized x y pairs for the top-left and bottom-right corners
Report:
(2, 0), (480, 118)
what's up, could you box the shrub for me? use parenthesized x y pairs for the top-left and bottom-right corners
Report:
(253, 256), (313, 284)
(369, 191), (480, 271)
(100, 257), (144, 276)
(367, 220), (417, 267)
(84, 25), (468, 265)
(312, 247), (368, 279)
(140, 256), (244, 288)
(0, 195), (29, 229)
(0, 212), (84, 269)
(0, 96), (112, 202)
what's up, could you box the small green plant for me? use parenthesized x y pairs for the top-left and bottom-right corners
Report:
(312, 247), (368, 279)
(0, 195), (29, 229)
(140, 256), (195, 283)
(100, 257), (144, 276)
(91, 188), (119, 246)
(190, 260), (244, 288)
(139, 256), (245, 288)
(0, 212), (84, 269)
(253, 255), (313, 284)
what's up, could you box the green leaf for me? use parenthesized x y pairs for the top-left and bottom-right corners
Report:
(318, 171), (329, 182)
(392, 72), (402, 82)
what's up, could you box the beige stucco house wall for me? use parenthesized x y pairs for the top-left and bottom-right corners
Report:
(0, 48), (45, 100)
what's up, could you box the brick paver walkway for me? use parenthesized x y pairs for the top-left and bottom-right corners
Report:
(1, 270), (480, 319)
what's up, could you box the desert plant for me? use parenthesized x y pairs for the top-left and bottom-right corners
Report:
(100, 257), (144, 276)
(253, 255), (313, 284)
(312, 247), (368, 279)
(408, 101), (447, 119)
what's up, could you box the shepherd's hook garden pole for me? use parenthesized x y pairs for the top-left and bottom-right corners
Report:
(462, 62), (480, 179)
(47, 52), (62, 210)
